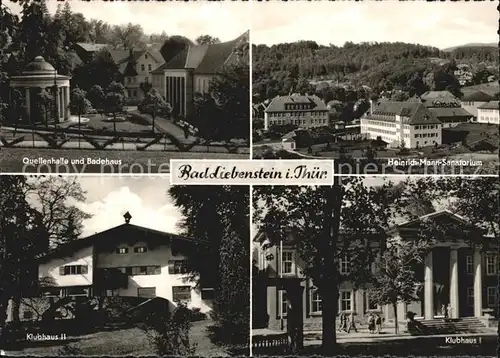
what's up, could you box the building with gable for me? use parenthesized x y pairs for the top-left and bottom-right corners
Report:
(254, 210), (498, 331)
(477, 101), (499, 125)
(419, 91), (473, 128)
(461, 90), (494, 118)
(263, 94), (329, 131)
(150, 31), (249, 118)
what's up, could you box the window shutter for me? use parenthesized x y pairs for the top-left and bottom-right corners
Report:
(168, 261), (174, 274)
(81, 265), (88, 274)
(59, 266), (65, 275)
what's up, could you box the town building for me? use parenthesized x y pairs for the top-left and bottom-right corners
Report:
(477, 101), (500, 125)
(254, 210), (498, 331)
(263, 94), (329, 131)
(34, 212), (213, 313)
(419, 91), (473, 128)
(360, 101), (442, 149)
(150, 31), (249, 119)
(73, 42), (109, 63)
(108, 49), (164, 99)
(460, 90), (493, 118)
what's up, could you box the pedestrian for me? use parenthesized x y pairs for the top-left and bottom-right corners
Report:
(446, 304), (452, 319)
(347, 312), (358, 333)
(367, 314), (375, 334)
(338, 312), (345, 332)
(375, 314), (382, 334)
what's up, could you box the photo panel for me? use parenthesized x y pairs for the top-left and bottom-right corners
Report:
(0, 175), (250, 356)
(252, 176), (498, 356)
(0, 1), (250, 174)
(251, 1), (498, 175)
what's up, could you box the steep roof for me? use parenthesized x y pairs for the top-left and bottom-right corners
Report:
(420, 91), (461, 108)
(428, 107), (473, 118)
(265, 94), (328, 112)
(151, 31), (248, 75)
(75, 42), (108, 52)
(478, 100), (500, 110)
(461, 90), (493, 102)
(367, 101), (442, 125)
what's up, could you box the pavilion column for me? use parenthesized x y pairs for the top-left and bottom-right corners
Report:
(64, 86), (70, 120)
(449, 248), (459, 319)
(473, 248), (483, 317)
(424, 251), (434, 320)
(25, 88), (31, 119)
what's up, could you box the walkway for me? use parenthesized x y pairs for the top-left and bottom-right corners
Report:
(129, 111), (197, 144)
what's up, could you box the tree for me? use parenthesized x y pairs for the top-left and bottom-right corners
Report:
(72, 49), (122, 91)
(105, 81), (125, 132)
(70, 88), (91, 147)
(36, 89), (53, 127)
(160, 36), (193, 64)
(87, 85), (105, 111)
(168, 186), (249, 348)
(110, 23), (145, 50)
(140, 89), (171, 132)
(195, 35), (220, 45)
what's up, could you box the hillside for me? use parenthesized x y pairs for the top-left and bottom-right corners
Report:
(442, 43), (497, 52)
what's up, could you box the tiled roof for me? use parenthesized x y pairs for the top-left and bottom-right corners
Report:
(367, 101), (442, 125)
(478, 100), (500, 110)
(428, 107), (473, 118)
(75, 42), (108, 52)
(265, 94), (328, 112)
(420, 91), (457, 100)
(461, 90), (493, 102)
(150, 31), (248, 75)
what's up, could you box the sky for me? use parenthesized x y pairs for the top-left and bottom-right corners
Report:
(73, 176), (183, 238)
(5, 1), (250, 41)
(251, 1), (498, 49)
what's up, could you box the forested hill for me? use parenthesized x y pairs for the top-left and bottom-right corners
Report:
(253, 41), (498, 100)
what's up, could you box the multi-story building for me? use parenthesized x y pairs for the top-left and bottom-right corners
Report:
(460, 90), (493, 118)
(73, 42), (109, 63)
(360, 101), (442, 149)
(109, 49), (164, 99)
(419, 91), (473, 128)
(477, 101), (500, 125)
(150, 31), (249, 119)
(254, 210), (498, 331)
(34, 213), (213, 313)
(263, 94), (329, 131)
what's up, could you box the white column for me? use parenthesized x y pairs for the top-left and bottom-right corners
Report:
(449, 248), (459, 319)
(58, 89), (63, 120)
(473, 248), (483, 317)
(424, 251), (434, 320)
(64, 86), (70, 119)
(25, 88), (31, 119)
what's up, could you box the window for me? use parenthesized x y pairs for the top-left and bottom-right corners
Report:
(116, 247), (128, 254)
(169, 260), (189, 274)
(340, 291), (352, 312)
(63, 287), (90, 297)
(281, 250), (294, 275)
(310, 289), (322, 313)
(23, 310), (33, 320)
(60, 265), (88, 275)
(486, 255), (496, 275)
(279, 290), (287, 317)
(145, 54), (148, 59)
(364, 291), (378, 310)
(148, 64), (152, 71)
(123, 266), (160, 275)
(466, 287), (474, 306)
(134, 246), (147, 253)
(141, 64), (145, 71)
(339, 256), (350, 274)
(486, 287), (497, 307)
(172, 286), (191, 302)
(106, 289), (118, 297)
(138, 287), (156, 298)
(466, 255), (473, 274)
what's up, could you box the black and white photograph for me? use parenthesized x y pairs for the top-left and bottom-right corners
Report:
(252, 176), (498, 356)
(0, 176), (250, 356)
(251, 2), (498, 174)
(0, 0), (250, 174)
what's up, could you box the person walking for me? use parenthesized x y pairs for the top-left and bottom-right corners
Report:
(375, 314), (382, 334)
(338, 312), (346, 332)
(347, 312), (358, 333)
(367, 313), (375, 334)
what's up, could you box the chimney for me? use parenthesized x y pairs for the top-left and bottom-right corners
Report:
(123, 211), (132, 224)
(369, 99), (374, 115)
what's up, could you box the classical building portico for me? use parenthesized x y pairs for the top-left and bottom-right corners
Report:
(9, 56), (71, 123)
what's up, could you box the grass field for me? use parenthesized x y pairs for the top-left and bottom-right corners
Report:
(10, 320), (230, 356)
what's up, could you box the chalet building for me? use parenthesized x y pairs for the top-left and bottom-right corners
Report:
(150, 31), (249, 118)
(419, 91), (473, 128)
(108, 49), (164, 99)
(254, 210), (498, 331)
(33, 212), (213, 313)
(360, 101), (442, 149)
(263, 94), (329, 131)
(477, 101), (499, 125)
(73, 42), (109, 63)
(460, 90), (493, 118)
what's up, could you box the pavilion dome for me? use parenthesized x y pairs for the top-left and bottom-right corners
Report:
(23, 56), (56, 75)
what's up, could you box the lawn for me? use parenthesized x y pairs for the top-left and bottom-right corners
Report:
(10, 320), (230, 356)
(61, 113), (153, 133)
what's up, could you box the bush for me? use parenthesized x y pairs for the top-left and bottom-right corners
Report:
(124, 97), (141, 106)
(189, 307), (207, 322)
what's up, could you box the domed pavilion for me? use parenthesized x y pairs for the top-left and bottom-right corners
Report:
(9, 56), (71, 123)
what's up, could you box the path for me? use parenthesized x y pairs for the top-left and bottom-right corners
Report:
(129, 111), (197, 144)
